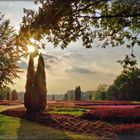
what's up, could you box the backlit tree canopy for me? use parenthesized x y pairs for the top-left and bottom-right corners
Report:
(18, 0), (140, 49)
(0, 13), (20, 87)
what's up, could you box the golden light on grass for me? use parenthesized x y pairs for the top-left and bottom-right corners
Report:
(27, 45), (35, 53)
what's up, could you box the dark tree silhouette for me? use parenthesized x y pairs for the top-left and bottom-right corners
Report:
(6, 91), (10, 100)
(24, 53), (35, 111)
(33, 53), (47, 112)
(11, 90), (18, 100)
(116, 55), (140, 101)
(24, 53), (47, 112)
(106, 54), (140, 101)
(89, 94), (92, 100)
(75, 86), (81, 101)
(52, 95), (55, 101)
(70, 94), (74, 100)
(63, 93), (68, 101)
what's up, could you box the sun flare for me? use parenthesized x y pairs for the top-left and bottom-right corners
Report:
(27, 45), (35, 53)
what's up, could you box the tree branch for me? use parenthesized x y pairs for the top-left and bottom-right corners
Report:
(76, 13), (140, 19)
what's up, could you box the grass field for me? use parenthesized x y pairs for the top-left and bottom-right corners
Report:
(49, 107), (87, 116)
(0, 106), (97, 140)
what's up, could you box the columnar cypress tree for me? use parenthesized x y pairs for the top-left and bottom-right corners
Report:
(6, 91), (10, 100)
(75, 86), (81, 101)
(24, 53), (47, 112)
(75, 86), (78, 100)
(24, 53), (35, 111)
(33, 53), (47, 112)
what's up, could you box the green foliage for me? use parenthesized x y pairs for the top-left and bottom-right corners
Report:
(49, 107), (86, 116)
(75, 86), (81, 101)
(0, 86), (11, 100)
(117, 54), (138, 72)
(106, 54), (140, 101)
(19, 0), (140, 49)
(94, 84), (108, 100)
(106, 85), (119, 100)
(0, 13), (20, 87)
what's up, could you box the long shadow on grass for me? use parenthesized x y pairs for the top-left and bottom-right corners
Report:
(118, 135), (140, 140)
(16, 117), (71, 140)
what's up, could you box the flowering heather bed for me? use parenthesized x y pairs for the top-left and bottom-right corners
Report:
(1, 107), (140, 140)
(1, 107), (116, 140)
(74, 100), (138, 105)
(115, 124), (140, 134)
(0, 100), (23, 105)
(48, 101), (75, 108)
(48, 100), (140, 109)
(81, 106), (140, 123)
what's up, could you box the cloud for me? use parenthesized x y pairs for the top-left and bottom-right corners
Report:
(17, 54), (59, 70)
(43, 52), (117, 80)
(18, 61), (27, 69)
(43, 54), (58, 61)
(0, 1), (37, 29)
(43, 54), (59, 69)
(66, 67), (96, 75)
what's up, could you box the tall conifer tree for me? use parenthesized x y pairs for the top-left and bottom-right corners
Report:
(24, 53), (35, 111)
(75, 86), (81, 101)
(34, 53), (47, 112)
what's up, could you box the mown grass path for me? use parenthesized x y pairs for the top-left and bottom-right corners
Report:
(0, 105), (97, 140)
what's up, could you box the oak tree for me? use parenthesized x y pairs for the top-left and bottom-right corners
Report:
(18, 0), (140, 49)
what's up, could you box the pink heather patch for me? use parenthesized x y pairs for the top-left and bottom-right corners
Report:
(81, 105), (140, 123)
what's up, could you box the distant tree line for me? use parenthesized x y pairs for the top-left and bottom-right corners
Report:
(0, 86), (18, 100)
(63, 86), (93, 101)
(94, 54), (140, 101)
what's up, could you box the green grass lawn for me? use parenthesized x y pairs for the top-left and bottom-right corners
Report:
(0, 106), (97, 140)
(0, 106), (7, 112)
(49, 107), (87, 116)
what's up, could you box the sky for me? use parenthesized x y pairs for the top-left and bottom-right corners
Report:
(0, 1), (140, 94)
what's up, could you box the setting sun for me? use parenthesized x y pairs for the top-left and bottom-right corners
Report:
(27, 45), (35, 53)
